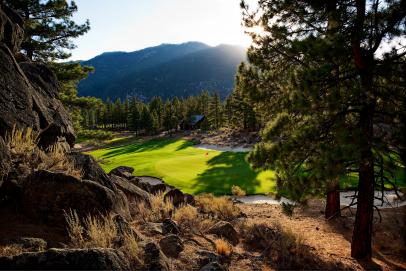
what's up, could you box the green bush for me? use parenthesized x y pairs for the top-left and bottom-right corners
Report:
(77, 130), (114, 142)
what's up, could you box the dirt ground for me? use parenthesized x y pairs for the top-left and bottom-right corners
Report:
(233, 200), (406, 270)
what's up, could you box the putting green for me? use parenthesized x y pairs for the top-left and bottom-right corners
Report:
(89, 138), (277, 195)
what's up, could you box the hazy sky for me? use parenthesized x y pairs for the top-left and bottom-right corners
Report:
(70, 0), (254, 60)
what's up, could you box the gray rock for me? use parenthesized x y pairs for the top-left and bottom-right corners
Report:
(144, 242), (169, 271)
(22, 170), (129, 223)
(162, 219), (180, 235)
(143, 222), (163, 235)
(207, 221), (239, 246)
(159, 234), (184, 258)
(69, 153), (115, 191)
(0, 248), (131, 270)
(109, 166), (134, 179)
(110, 174), (150, 203)
(184, 193), (196, 205)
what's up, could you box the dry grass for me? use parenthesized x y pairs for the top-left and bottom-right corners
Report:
(121, 233), (143, 264)
(64, 209), (85, 248)
(133, 193), (174, 222)
(65, 210), (117, 249)
(196, 194), (240, 220)
(214, 238), (232, 257)
(231, 185), (246, 197)
(84, 214), (117, 248)
(0, 244), (24, 257)
(5, 126), (82, 179)
(173, 204), (199, 231)
(5, 126), (38, 157)
(38, 144), (82, 179)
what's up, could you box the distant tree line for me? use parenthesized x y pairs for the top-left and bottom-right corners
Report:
(81, 90), (260, 134)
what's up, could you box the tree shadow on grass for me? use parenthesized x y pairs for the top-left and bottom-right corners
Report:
(100, 138), (190, 159)
(192, 151), (271, 195)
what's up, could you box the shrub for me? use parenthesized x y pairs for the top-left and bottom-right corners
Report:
(231, 185), (246, 197)
(214, 239), (232, 257)
(196, 194), (240, 220)
(77, 129), (114, 142)
(173, 204), (198, 231)
(5, 126), (38, 157)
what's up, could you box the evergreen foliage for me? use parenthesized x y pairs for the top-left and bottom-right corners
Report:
(237, 0), (406, 259)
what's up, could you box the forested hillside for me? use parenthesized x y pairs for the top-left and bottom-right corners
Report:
(78, 43), (246, 100)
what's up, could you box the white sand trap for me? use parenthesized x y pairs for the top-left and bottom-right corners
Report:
(237, 191), (405, 209)
(194, 144), (252, 152)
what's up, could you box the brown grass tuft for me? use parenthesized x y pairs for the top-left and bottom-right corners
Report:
(214, 238), (232, 257)
(64, 209), (85, 248)
(133, 193), (174, 222)
(231, 185), (246, 196)
(173, 204), (198, 231)
(84, 213), (117, 248)
(0, 244), (24, 257)
(121, 233), (143, 264)
(196, 194), (240, 220)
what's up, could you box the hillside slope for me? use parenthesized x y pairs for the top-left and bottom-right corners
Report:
(78, 42), (246, 100)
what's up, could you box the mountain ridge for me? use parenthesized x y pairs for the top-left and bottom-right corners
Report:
(78, 42), (246, 101)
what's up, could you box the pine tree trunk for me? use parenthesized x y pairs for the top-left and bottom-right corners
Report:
(325, 178), (340, 219)
(351, 104), (375, 259)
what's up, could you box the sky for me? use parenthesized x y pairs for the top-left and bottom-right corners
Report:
(70, 0), (255, 61)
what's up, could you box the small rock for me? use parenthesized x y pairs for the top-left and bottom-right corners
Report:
(162, 219), (180, 235)
(164, 189), (185, 207)
(196, 250), (220, 267)
(207, 221), (239, 246)
(109, 166), (134, 179)
(159, 234), (184, 258)
(144, 242), (169, 271)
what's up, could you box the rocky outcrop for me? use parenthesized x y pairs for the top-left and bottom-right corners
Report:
(0, 248), (131, 270)
(109, 166), (134, 179)
(110, 174), (150, 203)
(22, 170), (129, 223)
(69, 153), (116, 190)
(0, 4), (75, 148)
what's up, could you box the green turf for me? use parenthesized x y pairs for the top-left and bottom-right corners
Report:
(89, 138), (277, 195)
(88, 137), (405, 195)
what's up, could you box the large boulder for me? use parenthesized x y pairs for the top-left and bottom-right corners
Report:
(0, 4), (75, 148)
(69, 153), (115, 191)
(21, 170), (129, 223)
(164, 188), (186, 207)
(109, 166), (134, 179)
(207, 221), (239, 246)
(0, 248), (131, 270)
(110, 174), (150, 203)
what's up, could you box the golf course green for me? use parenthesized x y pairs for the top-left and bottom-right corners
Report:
(89, 137), (405, 195)
(89, 138), (277, 195)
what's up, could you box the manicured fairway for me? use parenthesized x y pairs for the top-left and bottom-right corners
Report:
(89, 138), (277, 195)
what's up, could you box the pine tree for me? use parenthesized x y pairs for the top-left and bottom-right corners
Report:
(240, 0), (406, 259)
(5, 0), (90, 62)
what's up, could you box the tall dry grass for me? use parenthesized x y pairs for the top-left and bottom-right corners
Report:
(196, 194), (240, 220)
(5, 126), (82, 179)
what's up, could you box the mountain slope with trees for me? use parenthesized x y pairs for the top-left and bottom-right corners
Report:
(78, 43), (246, 101)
